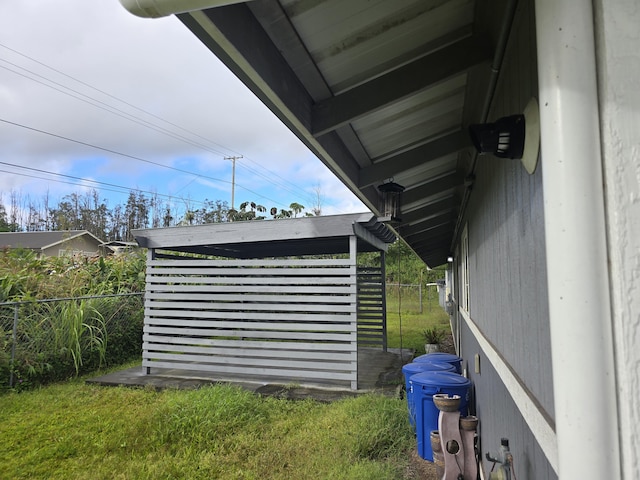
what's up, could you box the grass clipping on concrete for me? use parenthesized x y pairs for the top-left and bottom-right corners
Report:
(0, 378), (414, 479)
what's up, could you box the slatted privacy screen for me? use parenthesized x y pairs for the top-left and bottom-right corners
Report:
(357, 267), (386, 348)
(143, 257), (359, 389)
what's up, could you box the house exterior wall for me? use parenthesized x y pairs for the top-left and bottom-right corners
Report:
(42, 236), (101, 257)
(594, 1), (640, 477)
(453, 1), (557, 477)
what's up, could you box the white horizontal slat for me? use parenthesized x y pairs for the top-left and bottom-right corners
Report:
(145, 308), (355, 323)
(148, 258), (352, 267)
(144, 325), (356, 342)
(143, 351), (356, 372)
(145, 300), (354, 313)
(143, 317), (354, 332)
(147, 275), (354, 286)
(143, 255), (361, 389)
(142, 334), (356, 351)
(142, 359), (357, 382)
(145, 292), (354, 304)
(143, 342), (356, 361)
(146, 284), (356, 294)
(148, 267), (354, 277)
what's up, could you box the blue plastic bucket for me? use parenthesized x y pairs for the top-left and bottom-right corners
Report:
(411, 371), (472, 461)
(413, 352), (463, 374)
(402, 362), (455, 429)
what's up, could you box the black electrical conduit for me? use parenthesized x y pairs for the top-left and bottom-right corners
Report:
(450, 0), (520, 252)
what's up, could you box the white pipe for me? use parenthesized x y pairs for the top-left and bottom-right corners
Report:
(534, 1), (620, 479)
(119, 0), (253, 18)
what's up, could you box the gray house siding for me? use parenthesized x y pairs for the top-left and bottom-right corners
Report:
(461, 326), (557, 480)
(453, 2), (556, 477)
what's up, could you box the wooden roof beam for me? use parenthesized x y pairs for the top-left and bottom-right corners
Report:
(311, 35), (492, 137)
(402, 172), (463, 207)
(399, 197), (457, 225)
(358, 131), (469, 188)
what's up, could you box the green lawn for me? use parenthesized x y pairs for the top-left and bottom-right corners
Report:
(386, 299), (451, 354)
(0, 303), (452, 479)
(0, 362), (415, 480)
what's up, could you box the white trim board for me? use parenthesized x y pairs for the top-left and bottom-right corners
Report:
(460, 308), (558, 473)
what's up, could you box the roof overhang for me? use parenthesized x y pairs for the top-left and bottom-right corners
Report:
(133, 212), (395, 258)
(120, 0), (518, 266)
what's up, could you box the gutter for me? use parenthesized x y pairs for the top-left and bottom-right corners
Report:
(534, 1), (620, 478)
(119, 0), (254, 18)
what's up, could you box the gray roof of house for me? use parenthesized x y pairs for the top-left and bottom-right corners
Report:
(0, 230), (103, 250)
(133, 212), (395, 258)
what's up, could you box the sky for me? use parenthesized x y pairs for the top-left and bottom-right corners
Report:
(0, 0), (367, 223)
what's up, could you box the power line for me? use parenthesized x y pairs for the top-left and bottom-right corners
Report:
(0, 43), (235, 157)
(0, 161), (204, 207)
(0, 117), (290, 208)
(0, 42), (319, 203)
(0, 60), (231, 158)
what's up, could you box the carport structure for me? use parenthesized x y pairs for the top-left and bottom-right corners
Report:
(133, 213), (395, 390)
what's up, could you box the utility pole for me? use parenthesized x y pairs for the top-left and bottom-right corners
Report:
(224, 155), (242, 209)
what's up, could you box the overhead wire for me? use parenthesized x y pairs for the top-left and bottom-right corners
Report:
(0, 42), (321, 206)
(0, 160), (208, 207)
(0, 117), (290, 208)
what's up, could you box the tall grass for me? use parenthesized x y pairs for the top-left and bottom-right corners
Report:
(1, 249), (145, 389)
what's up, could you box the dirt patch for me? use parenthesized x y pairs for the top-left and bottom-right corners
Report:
(404, 449), (438, 479)
(439, 330), (457, 354)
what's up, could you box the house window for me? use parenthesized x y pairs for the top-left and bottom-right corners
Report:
(460, 224), (470, 312)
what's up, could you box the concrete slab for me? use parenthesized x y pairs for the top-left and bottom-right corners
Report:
(86, 348), (415, 401)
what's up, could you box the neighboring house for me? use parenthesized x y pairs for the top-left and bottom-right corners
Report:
(100, 240), (139, 256)
(119, 1), (639, 479)
(0, 230), (106, 257)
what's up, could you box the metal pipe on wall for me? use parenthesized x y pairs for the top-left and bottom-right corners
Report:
(534, 1), (620, 478)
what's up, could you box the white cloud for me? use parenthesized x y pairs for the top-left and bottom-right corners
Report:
(0, 0), (362, 220)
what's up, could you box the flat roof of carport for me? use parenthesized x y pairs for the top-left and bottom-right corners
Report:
(133, 212), (395, 258)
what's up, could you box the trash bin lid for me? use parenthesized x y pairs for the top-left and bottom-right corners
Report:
(410, 371), (471, 388)
(402, 362), (455, 376)
(413, 353), (462, 364)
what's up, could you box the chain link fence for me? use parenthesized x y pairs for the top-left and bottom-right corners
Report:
(385, 283), (443, 313)
(1, 293), (144, 389)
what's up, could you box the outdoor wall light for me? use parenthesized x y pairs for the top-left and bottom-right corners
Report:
(377, 180), (405, 223)
(468, 98), (540, 174)
(469, 115), (525, 159)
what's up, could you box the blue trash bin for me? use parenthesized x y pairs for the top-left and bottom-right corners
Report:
(402, 362), (455, 430)
(411, 371), (472, 461)
(414, 352), (463, 374)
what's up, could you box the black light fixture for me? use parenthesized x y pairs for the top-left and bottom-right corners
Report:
(377, 180), (405, 223)
(468, 98), (541, 174)
(469, 115), (525, 159)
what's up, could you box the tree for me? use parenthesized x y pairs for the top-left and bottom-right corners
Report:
(289, 202), (304, 217)
(0, 202), (10, 232)
(229, 201), (267, 221)
(308, 183), (323, 216)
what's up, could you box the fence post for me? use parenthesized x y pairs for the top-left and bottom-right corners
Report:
(9, 304), (18, 388)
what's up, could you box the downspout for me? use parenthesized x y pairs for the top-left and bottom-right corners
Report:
(119, 0), (254, 18)
(534, 1), (620, 479)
